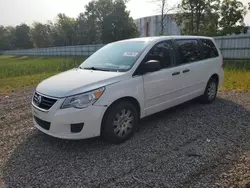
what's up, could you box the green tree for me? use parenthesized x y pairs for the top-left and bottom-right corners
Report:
(175, 0), (220, 36)
(101, 0), (139, 42)
(4, 26), (16, 50)
(0, 26), (7, 50)
(84, 0), (139, 44)
(219, 0), (247, 35)
(75, 13), (88, 45)
(30, 22), (54, 48)
(0, 0), (138, 49)
(14, 24), (33, 49)
(82, 1), (101, 44)
(53, 13), (77, 46)
(94, 0), (115, 43)
(198, 1), (220, 36)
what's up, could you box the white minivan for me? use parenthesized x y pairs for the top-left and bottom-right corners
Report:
(32, 36), (224, 144)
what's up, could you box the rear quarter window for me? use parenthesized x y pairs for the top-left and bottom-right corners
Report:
(201, 39), (219, 59)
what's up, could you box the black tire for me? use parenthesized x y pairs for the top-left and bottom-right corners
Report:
(101, 101), (139, 144)
(199, 77), (218, 104)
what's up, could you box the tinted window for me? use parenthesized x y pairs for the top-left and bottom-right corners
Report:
(79, 41), (148, 72)
(201, 39), (219, 59)
(176, 39), (202, 64)
(144, 40), (175, 69)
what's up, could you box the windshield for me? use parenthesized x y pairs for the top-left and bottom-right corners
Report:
(79, 41), (148, 72)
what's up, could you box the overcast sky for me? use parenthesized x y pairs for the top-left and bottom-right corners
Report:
(0, 0), (249, 26)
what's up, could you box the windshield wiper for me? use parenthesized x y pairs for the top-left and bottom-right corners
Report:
(80, 67), (110, 71)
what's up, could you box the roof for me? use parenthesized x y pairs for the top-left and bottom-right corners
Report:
(134, 14), (178, 21)
(123, 36), (171, 42)
(116, 36), (213, 43)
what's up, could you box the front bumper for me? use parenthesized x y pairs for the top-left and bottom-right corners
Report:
(32, 98), (107, 140)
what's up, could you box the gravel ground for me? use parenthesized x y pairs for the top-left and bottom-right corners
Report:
(0, 88), (250, 188)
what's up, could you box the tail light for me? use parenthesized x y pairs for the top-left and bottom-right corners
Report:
(222, 57), (224, 68)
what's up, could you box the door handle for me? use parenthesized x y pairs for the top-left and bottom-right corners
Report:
(183, 69), (190, 73)
(172, 72), (180, 76)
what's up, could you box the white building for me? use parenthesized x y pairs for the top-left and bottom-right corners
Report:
(135, 14), (181, 37)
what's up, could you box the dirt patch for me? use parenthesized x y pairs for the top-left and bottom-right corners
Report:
(0, 89), (250, 187)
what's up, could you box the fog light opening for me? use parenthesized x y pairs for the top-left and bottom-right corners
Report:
(70, 123), (84, 133)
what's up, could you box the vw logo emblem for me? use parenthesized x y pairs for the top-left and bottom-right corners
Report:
(37, 95), (42, 105)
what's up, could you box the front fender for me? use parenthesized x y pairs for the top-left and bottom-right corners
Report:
(94, 76), (145, 118)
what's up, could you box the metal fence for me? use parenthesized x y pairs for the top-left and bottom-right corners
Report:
(1, 34), (250, 59)
(214, 34), (250, 59)
(1, 44), (105, 57)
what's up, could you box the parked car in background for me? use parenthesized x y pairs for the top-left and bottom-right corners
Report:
(32, 36), (224, 144)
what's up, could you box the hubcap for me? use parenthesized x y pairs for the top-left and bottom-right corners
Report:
(113, 108), (133, 137)
(207, 82), (217, 100)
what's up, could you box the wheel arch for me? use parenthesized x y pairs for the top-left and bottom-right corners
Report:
(100, 96), (141, 134)
(210, 73), (219, 84)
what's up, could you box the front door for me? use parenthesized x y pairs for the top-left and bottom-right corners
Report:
(142, 40), (183, 116)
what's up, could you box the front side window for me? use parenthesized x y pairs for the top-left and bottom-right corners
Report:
(176, 39), (202, 64)
(201, 39), (219, 59)
(144, 40), (175, 69)
(79, 41), (148, 72)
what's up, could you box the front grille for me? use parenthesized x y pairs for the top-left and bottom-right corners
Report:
(33, 92), (57, 110)
(34, 116), (51, 130)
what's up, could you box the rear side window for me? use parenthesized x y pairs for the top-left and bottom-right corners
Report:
(176, 39), (202, 64)
(201, 39), (219, 59)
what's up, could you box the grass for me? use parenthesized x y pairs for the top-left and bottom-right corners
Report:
(220, 60), (250, 91)
(0, 55), (249, 94)
(0, 73), (56, 92)
(0, 55), (84, 94)
(220, 71), (250, 91)
(0, 55), (83, 78)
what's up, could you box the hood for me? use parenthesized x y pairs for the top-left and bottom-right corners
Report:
(36, 68), (125, 97)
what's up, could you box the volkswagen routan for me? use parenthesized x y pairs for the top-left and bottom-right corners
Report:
(32, 36), (224, 144)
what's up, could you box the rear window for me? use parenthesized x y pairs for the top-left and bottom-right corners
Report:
(176, 39), (202, 64)
(201, 39), (219, 59)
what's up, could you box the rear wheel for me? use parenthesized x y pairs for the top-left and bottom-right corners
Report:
(101, 101), (138, 144)
(199, 77), (218, 104)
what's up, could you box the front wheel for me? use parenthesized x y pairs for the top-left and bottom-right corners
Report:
(199, 77), (218, 104)
(101, 101), (138, 144)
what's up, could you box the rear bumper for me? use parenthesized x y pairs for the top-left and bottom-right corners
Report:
(218, 68), (224, 87)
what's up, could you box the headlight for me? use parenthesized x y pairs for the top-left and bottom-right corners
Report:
(61, 87), (105, 109)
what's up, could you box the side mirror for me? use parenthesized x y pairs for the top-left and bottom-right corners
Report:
(144, 60), (161, 73)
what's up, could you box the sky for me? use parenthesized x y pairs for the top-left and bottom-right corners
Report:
(0, 0), (249, 26)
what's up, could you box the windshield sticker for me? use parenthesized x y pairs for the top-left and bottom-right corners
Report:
(123, 52), (138, 57)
